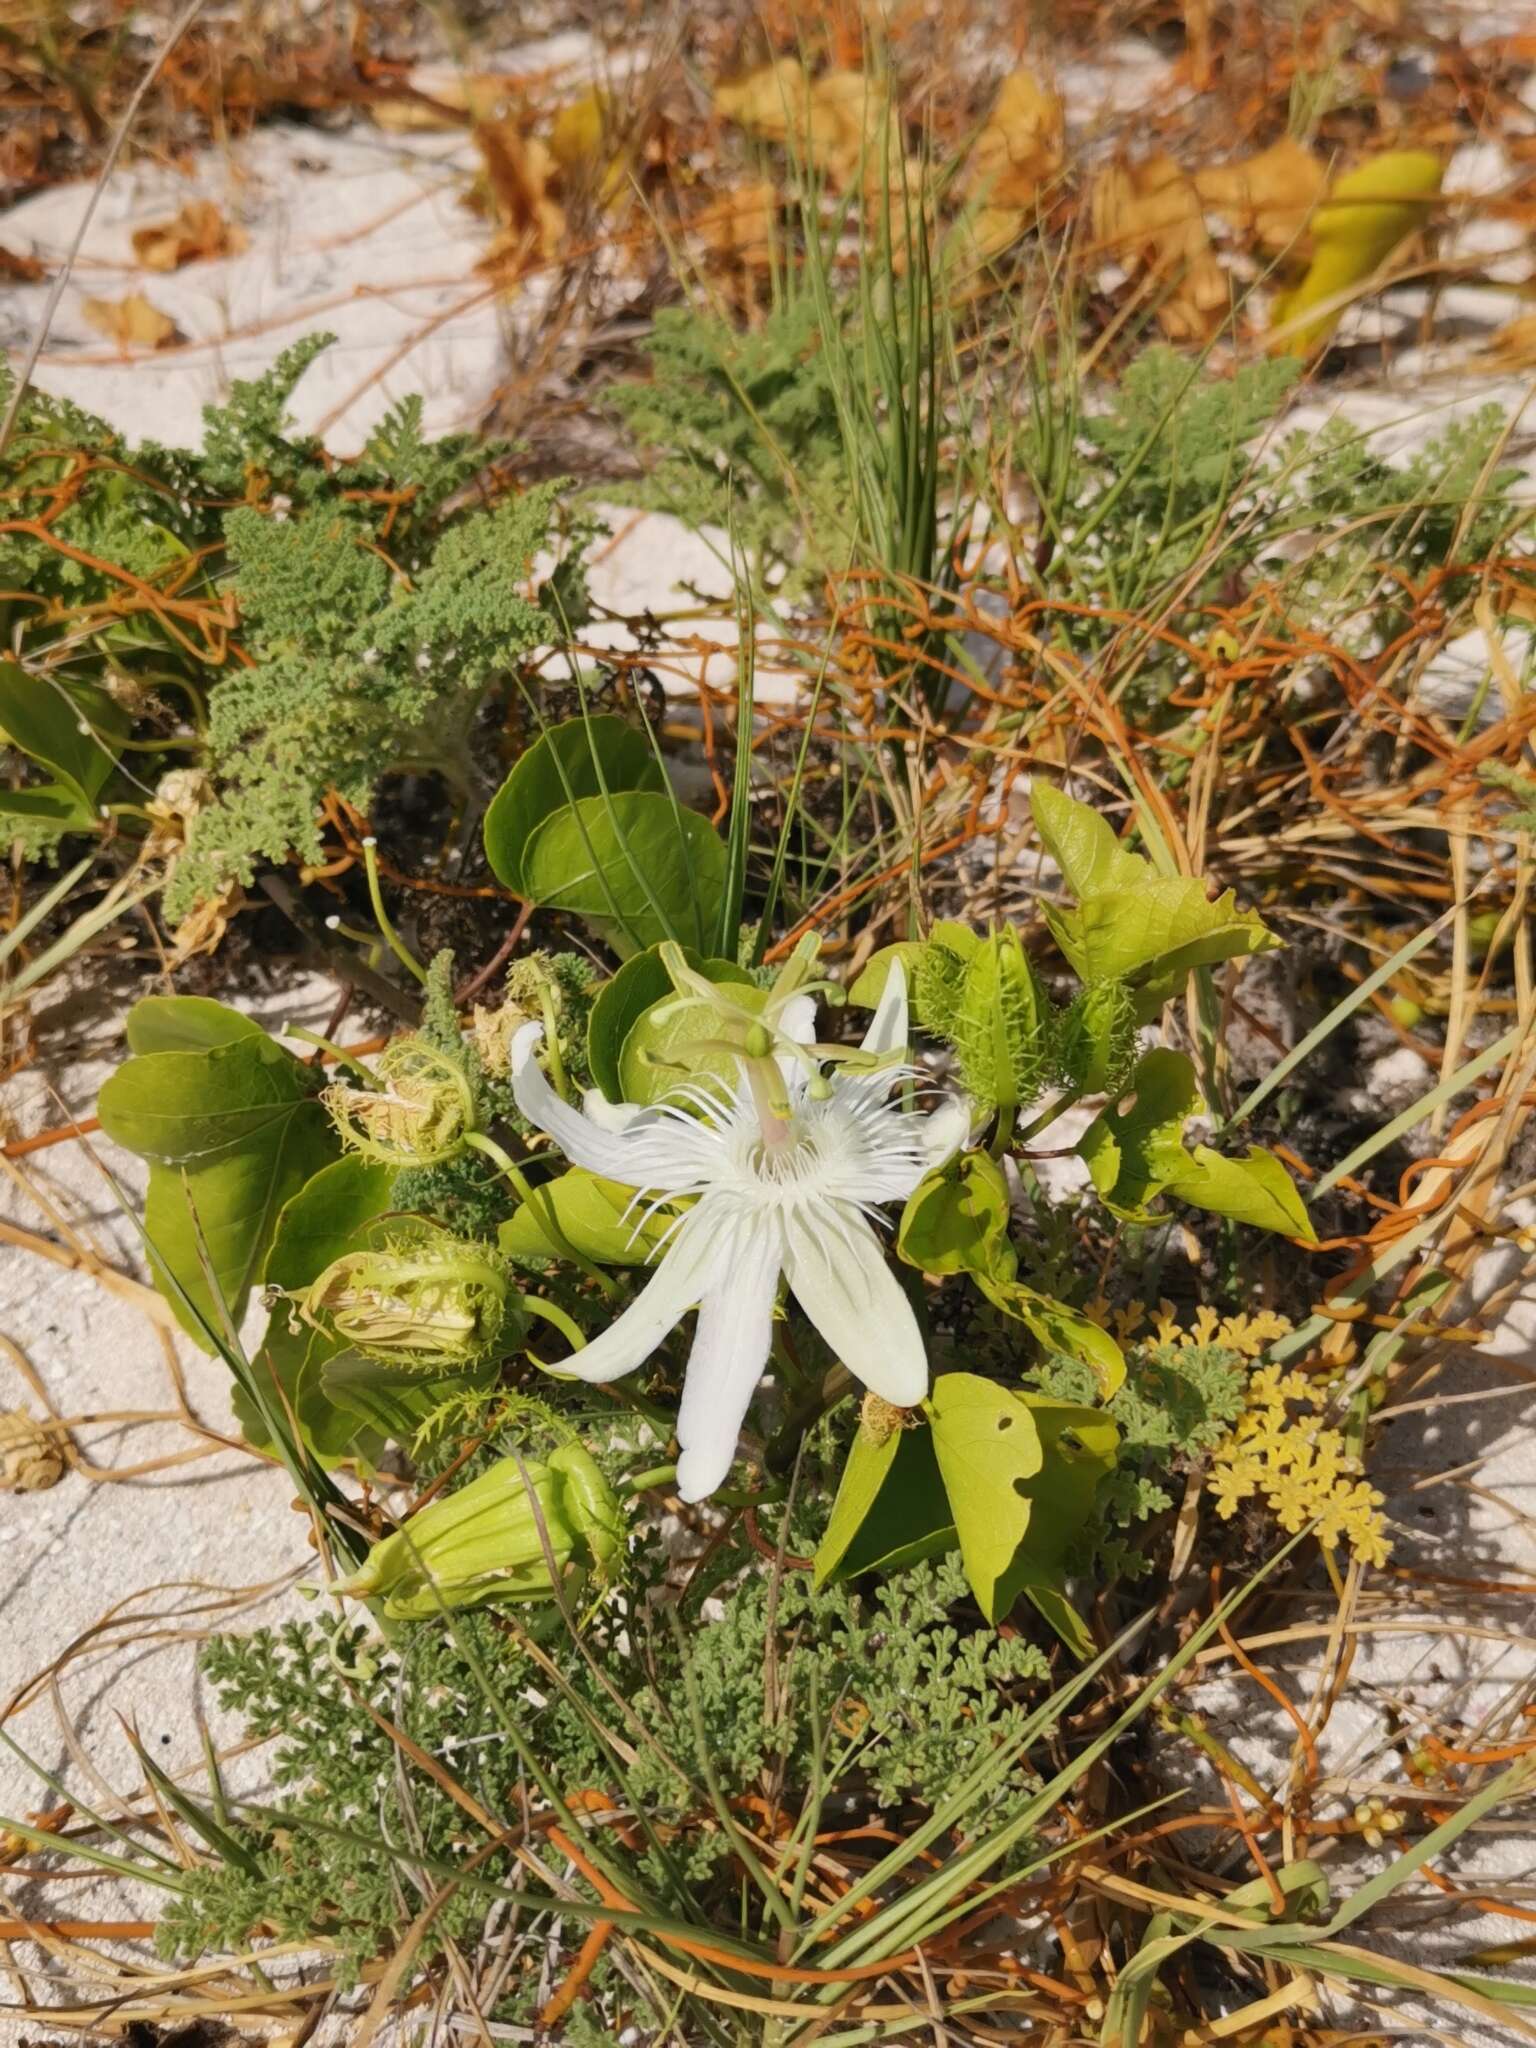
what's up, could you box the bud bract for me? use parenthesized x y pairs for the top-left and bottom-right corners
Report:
(334, 1445), (624, 1619)
(323, 1037), (475, 1165)
(297, 1223), (516, 1371)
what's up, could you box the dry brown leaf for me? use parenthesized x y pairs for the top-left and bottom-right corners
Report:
(370, 74), (509, 131)
(967, 68), (1064, 210)
(694, 179), (778, 266)
(82, 292), (180, 350)
(1480, 310), (1536, 370)
(960, 69), (1064, 259)
(474, 117), (565, 280)
(1194, 138), (1325, 256)
(1091, 151), (1228, 342)
(715, 61), (894, 184)
(132, 198), (246, 273)
(0, 244), (46, 283)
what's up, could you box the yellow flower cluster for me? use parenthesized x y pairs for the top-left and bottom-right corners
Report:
(1087, 1296), (1293, 1358)
(1208, 1365), (1391, 1568)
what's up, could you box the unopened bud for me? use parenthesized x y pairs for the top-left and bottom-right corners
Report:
(296, 1224), (516, 1371)
(333, 1445), (624, 1620)
(323, 1037), (474, 1165)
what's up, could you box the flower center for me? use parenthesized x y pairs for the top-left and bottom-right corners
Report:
(749, 1132), (819, 1183)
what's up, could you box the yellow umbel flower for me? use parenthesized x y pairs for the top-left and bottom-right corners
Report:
(1207, 1364), (1390, 1568)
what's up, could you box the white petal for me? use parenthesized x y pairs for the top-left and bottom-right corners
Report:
(581, 1088), (647, 1133)
(912, 1094), (972, 1179)
(511, 1023), (646, 1180)
(778, 993), (817, 1045)
(674, 1220), (782, 1502)
(783, 1206), (928, 1407)
(860, 957), (910, 1057)
(555, 1207), (726, 1384)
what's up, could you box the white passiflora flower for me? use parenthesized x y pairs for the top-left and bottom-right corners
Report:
(510, 963), (968, 1503)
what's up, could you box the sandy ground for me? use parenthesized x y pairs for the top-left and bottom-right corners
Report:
(2, 24), (1535, 2043)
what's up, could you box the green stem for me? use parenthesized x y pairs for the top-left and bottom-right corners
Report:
(521, 1294), (588, 1354)
(285, 1027), (376, 1082)
(463, 1132), (621, 1302)
(623, 1462), (679, 1495)
(537, 987), (571, 1100)
(1013, 1087), (1082, 1150)
(361, 835), (427, 986)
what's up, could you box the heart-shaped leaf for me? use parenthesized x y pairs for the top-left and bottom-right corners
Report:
(99, 1002), (338, 1342)
(926, 1373), (1044, 1621)
(521, 792), (728, 953)
(500, 1168), (687, 1267)
(814, 1417), (956, 1585)
(482, 713), (663, 894)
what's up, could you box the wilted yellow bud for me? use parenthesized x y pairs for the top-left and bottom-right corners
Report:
(334, 1444), (624, 1619)
(324, 1037), (474, 1165)
(296, 1223), (516, 1371)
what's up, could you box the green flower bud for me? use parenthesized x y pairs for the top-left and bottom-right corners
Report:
(946, 927), (1052, 1121)
(296, 1223), (516, 1371)
(324, 1037), (474, 1165)
(334, 1445), (625, 1620)
(1055, 978), (1138, 1095)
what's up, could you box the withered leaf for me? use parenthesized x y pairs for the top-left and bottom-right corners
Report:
(82, 292), (180, 350)
(132, 198), (246, 272)
(1091, 151), (1229, 343)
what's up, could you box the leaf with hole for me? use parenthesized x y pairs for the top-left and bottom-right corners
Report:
(926, 1372), (1045, 1622)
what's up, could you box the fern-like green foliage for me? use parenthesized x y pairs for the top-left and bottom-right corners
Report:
(608, 299), (847, 593)
(168, 482), (580, 919)
(167, 1550), (1045, 1990)
(0, 337), (593, 897)
(1078, 348), (1301, 532)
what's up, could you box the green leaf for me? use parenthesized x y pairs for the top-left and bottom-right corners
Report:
(320, 1348), (496, 1442)
(499, 1168), (687, 1267)
(981, 1281), (1127, 1398)
(846, 941), (925, 1010)
(1078, 1048), (1201, 1220)
(0, 659), (127, 809)
(100, 1015), (338, 1342)
(1031, 782), (1147, 898)
(588, 947), (751, 1106)
(0, 786), (98, 842)
(897, 1151), (1012, 1278)
(521, 792), (728, 953)
(813, 1420), (955, 1584)
(1079, 1050), (1312, 1240)
(1168, 1144), (1315, 1241)
(125, 995), (265, 1055)
(926, 1373), (1044, 1622)
(1005, 1396), (1119, 1644)
(1047, 878), (1277, 994)
(482, 712), (663, 895)
(236, 1153), (397, 1463)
